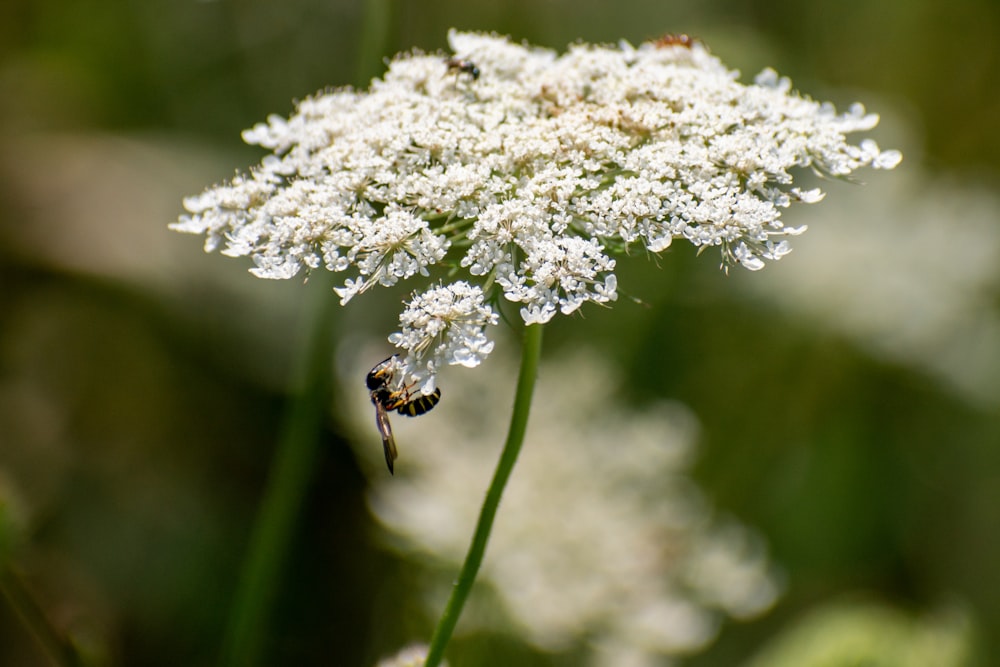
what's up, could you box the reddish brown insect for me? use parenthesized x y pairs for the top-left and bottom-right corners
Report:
(444, 57), (480, 80)
(653, 33), (696, 49)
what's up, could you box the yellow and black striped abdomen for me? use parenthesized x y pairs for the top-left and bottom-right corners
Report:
(396, 388), (441, 417)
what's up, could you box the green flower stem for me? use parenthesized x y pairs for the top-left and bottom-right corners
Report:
(0, 568), (83, 667)
(424, 323), (544, 667)
(220, 0), (389, 660)
(220, 276), (336, 667)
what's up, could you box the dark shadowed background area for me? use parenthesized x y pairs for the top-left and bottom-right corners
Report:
(2, 0), (999, 665)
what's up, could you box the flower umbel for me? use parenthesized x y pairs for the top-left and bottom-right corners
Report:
(172, 30), (901, 387)
(388, 281), (498, 393)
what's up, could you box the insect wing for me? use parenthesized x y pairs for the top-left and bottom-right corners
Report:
(374, 400), (398, 474)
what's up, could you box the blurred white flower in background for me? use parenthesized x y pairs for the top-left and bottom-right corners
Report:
(740, 168), (1000, 407)
(375, 644), (440, 667)
(345, 349), (780, 666)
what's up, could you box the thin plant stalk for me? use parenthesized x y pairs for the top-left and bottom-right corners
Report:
(219, 2), (390, 662)
(424, 323), (544, 667)
(220, 276), (336, 667)
(0, 569), (83, 667)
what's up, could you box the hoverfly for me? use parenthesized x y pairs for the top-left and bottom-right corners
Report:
(366, 356), (442, 474)
(444, 57), (480, 80)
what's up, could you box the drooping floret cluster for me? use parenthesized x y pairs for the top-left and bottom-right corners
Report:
(173, 30), (900, 390)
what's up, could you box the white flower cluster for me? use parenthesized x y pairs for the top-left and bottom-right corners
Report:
(387, 281), (498, 391)
(173, 29), (900, 386)
(742, 168), (1000, 407)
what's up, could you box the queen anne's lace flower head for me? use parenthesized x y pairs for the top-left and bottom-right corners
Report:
(173, 30), (901, 388)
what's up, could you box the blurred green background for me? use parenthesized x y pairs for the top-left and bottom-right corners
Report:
(1, 0), (998, 665)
